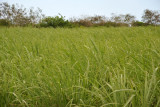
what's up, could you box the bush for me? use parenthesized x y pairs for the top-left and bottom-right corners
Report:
(0, 19), (10, 26)
(104, 21), (128, 27)
(40, 15), (72, 28)
(76, 19), (93, 27)
(132, 21), (149, 26)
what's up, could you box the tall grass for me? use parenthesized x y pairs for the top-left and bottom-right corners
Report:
(0, 26), (160, 107)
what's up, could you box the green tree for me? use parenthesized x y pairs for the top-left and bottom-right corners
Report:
(40, 14), (71, 28)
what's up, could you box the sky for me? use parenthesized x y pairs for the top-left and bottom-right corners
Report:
(1, 0), (160, 20)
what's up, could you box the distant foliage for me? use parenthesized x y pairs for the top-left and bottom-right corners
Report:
(71, 18), (93, 27)
(70, 15), (106, 27)
(0, 19), (9, 26)
(0, 2), (44, 26)
(110, 13), (135, 25)
(104, 21), (128, 27)
(70, 14), (134, 27)
(142, 9), (160, 25)
(132, 21), (149, 26)
(40, 14), (72, 28)
(0, 2), (159, 27)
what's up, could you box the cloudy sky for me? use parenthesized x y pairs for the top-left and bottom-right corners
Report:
(1, 0), (160, 20)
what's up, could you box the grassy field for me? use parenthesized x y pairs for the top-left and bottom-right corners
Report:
(0, 26), (160, 107)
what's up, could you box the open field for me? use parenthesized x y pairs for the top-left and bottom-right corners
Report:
(0, 27), (160, 107)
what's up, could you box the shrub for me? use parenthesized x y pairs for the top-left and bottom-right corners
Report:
(132, 21), (149, 26)
(104, 21), (128, 27)
(0, 19), (10, 26)
(69, 15), (106, 27)
(40, 15), (72, 28)
(77, 19), (93, 27)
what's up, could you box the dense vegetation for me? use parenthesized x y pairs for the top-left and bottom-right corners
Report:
(0, 26), (160, 107)
(40, 15), (72, 28)
(0, 2), (160, 27)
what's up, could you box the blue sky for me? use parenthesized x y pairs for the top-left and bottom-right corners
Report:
(1, 0), (160, 20)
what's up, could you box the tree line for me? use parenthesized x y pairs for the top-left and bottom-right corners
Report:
(0, 2), (160, 27)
